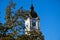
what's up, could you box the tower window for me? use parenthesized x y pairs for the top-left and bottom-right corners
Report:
(31, 20), (36, 30)
(32, 21), (36, 26)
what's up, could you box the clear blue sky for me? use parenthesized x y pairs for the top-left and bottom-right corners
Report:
(0, 0), (60, 40)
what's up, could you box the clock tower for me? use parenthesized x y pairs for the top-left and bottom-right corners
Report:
(25, 4), (40, 35)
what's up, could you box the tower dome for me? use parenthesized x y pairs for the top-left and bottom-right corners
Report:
(30, 4), (38, 18)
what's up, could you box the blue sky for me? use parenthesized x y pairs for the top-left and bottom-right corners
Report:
(0, 0), (60, 40)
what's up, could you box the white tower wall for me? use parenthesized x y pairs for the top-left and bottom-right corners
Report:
(36, 20), (40, 30)
(25, 18), (31, 35)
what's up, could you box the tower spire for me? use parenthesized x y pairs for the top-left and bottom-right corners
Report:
(30, 0), (38, 18)
(30, 0), (34, 11)
(31, 0), (33, 5)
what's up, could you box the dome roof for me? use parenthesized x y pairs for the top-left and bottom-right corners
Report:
(30, 4), (38, 18)
(30, 11), (38, 18)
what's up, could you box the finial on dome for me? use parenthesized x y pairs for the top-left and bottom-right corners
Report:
(30, 0), (34, 11)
